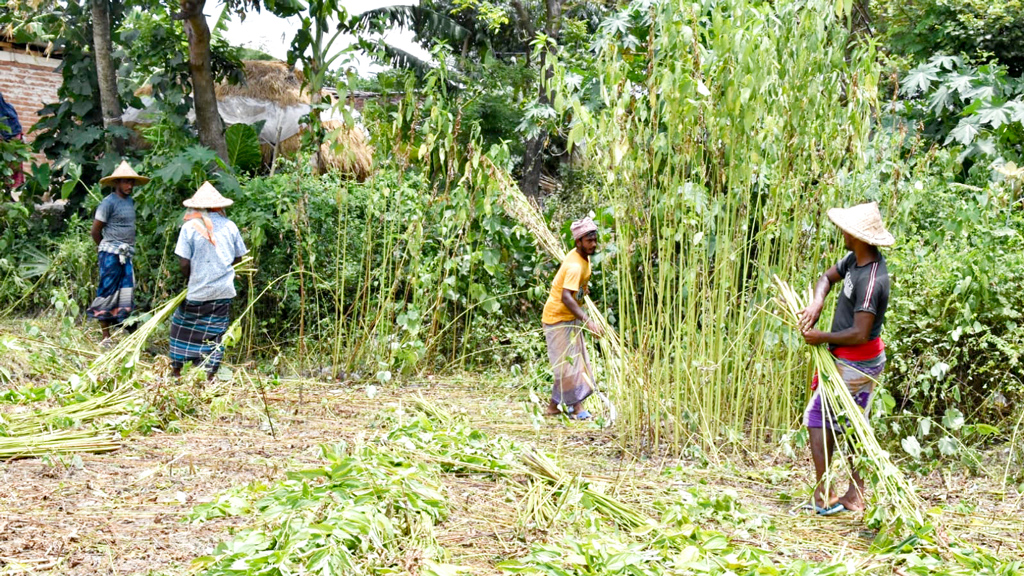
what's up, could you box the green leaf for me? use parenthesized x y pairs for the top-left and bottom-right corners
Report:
(1008, 101), (1024, 123)
(482, 298), (500, 314)
(974, 104), (1011, 129)
(945, 117), (981, 146)
(938, 436), (958, 456)
(69, 126), (104, 148)
(928, 362), (949, 380)
(918, 418), (932, 438)
(929, 54), (962, 71)
(568, 122), (586, 152)
(943, 72), (976, 96)
(926, 86), (953, 115)
(942, 408), (965, 431)
(184, 145), (219, 165)
(153, 155), (196, 185)
(901, 64), (940, 96)
(968, 423), (1000, 436)
(226, 123), (263, 174)
(482, 248), (501, 269)
(901, 435), (922, 459)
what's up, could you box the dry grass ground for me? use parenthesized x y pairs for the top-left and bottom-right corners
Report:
(1, 334), (1022, 574)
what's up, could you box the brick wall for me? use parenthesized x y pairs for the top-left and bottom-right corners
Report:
(0, 48), (62, 145)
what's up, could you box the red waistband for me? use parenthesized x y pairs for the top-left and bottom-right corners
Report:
(832, 338), (884, 361)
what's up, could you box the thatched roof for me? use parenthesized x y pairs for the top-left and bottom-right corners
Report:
(272, 120), (374, 181)
(126, 60), (374, 179)
(216, 60), (310, 107)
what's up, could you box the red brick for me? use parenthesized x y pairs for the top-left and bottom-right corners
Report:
(0, 54), (62, 149)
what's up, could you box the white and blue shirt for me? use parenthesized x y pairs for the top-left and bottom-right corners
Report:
(174, 212), (248, 302)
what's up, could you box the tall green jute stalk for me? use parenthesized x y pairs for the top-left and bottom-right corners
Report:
(575, 0), (880, 451)
(774, 276), (924, 529)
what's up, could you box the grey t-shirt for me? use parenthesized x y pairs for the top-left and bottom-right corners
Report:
(174, 212), (248, 302)
(830, 252), (890, 340)
(94, 194), (136, 246)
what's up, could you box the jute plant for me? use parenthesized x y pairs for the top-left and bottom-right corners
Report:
(567, 0), (882, 451)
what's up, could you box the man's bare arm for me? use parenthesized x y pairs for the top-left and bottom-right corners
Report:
(798, 266), (842, 332)
(562, 288), (602, 337)
(178, 257), (191, 281)
(90, 220), (105, 245)
(803, 311), (874, 346)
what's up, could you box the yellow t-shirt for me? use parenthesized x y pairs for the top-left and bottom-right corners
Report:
(542, 249), (592, 325)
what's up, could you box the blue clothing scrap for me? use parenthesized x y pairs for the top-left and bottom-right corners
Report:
(0, 92), (21, 140)
(86, 251), (135, 322)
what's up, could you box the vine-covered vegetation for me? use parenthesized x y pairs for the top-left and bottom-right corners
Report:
(2, 0), (1024, 571)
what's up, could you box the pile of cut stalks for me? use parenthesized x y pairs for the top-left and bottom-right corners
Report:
(1, 259), (252, 460)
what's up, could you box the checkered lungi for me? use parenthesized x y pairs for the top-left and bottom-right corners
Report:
(169, 298), (232, 374)
(86, 251), (135, 323)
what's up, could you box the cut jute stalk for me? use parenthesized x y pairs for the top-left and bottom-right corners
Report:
(773, 275), (924, 529)
(0, 259), (256, 460)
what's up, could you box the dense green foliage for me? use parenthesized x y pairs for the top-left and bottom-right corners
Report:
(879, 146), (1024, 419)
(896, 55), (1024, 163)
(3, 0), (1024, 468)
(573, 0), (880, 448)
(876, 0), (1024, 75)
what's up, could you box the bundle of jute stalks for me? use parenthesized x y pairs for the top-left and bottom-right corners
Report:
(774, 275), (924, 528)
(482, 157), (627, 425)
(0, 258), (256, 460)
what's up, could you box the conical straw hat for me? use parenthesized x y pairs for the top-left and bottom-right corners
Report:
(99, 160), (150, 186)
(827, 201), (895, 247)
(183, 181), (234, 209)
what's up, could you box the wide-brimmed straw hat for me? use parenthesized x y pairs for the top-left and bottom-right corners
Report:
(99, 160), (150, 186)
(827, 201), (895, 247)
(183, 181), (234, 209)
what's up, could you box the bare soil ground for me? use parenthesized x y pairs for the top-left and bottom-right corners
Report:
(1, 358), (1022, 574)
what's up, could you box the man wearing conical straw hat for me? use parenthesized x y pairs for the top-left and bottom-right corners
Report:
(169, 182), (248, 381)
(798, 201), (894, 516)
(87, 160), (149, 346)
(541, 216), (604, 420)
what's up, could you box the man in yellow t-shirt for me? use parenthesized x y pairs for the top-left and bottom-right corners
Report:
(542, 216), (603, 419)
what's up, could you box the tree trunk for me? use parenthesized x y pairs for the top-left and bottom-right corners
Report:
(520, 131), (546, 198)
(519, 0), (562, 198)
(309, 60), (325, 174)
(179, 0), (228, 162)
(91, 0), (124, 153)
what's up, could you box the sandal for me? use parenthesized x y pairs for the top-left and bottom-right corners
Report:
(815, 502), (846, 516)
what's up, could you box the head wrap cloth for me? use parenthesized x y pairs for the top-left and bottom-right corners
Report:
(570, 217), (597, 240)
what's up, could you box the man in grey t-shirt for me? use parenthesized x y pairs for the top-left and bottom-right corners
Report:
(87, 161), (148, 345)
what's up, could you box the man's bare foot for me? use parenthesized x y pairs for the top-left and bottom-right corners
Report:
(837, 487), (866, 511)
(544, 401), (562, 416)
(813, 489), (840, 509)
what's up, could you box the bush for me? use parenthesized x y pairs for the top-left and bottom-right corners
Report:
(882, 153), (1024, 418)
(0, 166), (551, 375)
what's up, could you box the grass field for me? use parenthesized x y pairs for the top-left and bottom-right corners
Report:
(1, 320), (1022, 575)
